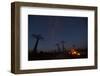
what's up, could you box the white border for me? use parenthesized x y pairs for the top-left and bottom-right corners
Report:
(20, 6), (95, 70)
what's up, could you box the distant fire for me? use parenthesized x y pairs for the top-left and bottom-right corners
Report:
(68, 48), (80, 57)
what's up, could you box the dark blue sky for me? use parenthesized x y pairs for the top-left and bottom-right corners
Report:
(28, 15), (88, 51)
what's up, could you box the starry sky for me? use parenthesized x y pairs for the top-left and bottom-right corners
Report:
(28, 15), (88, 52)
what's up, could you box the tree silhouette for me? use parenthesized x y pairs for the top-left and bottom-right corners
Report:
(56, 43), (61, 51)
(32, 34), (44, 53)
(61, 41), (66, 51)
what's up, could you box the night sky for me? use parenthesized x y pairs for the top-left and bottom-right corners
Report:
(28, 15), (88, 52)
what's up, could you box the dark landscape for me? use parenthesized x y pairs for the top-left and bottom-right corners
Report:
(28, 47), (88, 60)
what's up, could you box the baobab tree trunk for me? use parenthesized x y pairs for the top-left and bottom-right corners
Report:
(32, 34), (44, 54)
(33, 39), (39, 53)
(62, 44), (64, 51)
(61, 41), (65, 51)
(56, 43), (61, 51)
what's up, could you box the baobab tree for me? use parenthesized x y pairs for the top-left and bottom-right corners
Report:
(32, 34), (44, 53)
(61, 41), (66, 51)
(56, 43), (61, 51)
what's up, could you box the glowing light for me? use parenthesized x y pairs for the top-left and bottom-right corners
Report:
(77, 53), (80, 56)
(72, 51), (77, 54)
(69, 48), (81, 57)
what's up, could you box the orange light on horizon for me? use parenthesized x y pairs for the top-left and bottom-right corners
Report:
(77, 53), (80, 56)
(69, 48), (81, 57)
